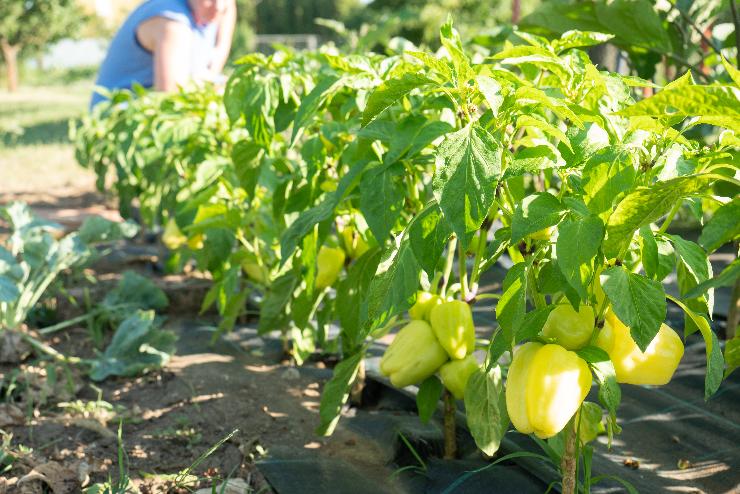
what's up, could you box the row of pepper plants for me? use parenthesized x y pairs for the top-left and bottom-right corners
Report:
(74, 21), (740, 492)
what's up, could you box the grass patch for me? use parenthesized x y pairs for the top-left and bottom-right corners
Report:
(0, 78), (96, 197)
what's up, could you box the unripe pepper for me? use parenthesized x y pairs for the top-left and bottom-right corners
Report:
(595, 311), (684, 385)
(162, 218), (187, 250)
(439, 354), (479, 399)
(541, 303), (595, 350)
(187, 233), (204, 251)
(315, 246), (346, 289)
(340, 226), (370, 259)
(528, 226), (554, 242)
(242, 261), (267, 284)
(380, 320), (449, 388)
(408, 291), (443, 321)
(430, 300), (476, 359)
(506, 343), (592, 439)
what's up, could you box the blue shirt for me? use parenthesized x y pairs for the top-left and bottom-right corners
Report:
(91, 0), (218, 108)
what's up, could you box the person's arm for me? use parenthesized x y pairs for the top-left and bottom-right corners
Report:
(209, 0), (237, 74)
(137, 17), (192, 92)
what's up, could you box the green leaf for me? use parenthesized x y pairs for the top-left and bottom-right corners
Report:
(669, 296), (724, 400)
(360, 163), (405, 243)
(516, 115), (571, 151)
(553, 30), (614, 52)
(102, 271), (169, 313)
(291, 76), (342, 144)
(280, 161), (367, 261)
(521, 1), (601, 35)
(603, 175), (710, 259)
(594, 0), (672, 53)
(671, 235), (712, 334)
(440, 18), (475, 86)
(0, 276), (19, 303)
(639, 227), (659, 280)
(511, 192), (565, 243)
(493, 45), (568, 78)
(496, 262), (528, 349)
(77, 216), (139, 244)
(464, 366), (508, 456)
(600, 266), (666, 352)
(316, 352), (364, 436)
(725, 336), (740, 379)
(581, 148), (635, 219)
(336, 248), (383, 352)
(231, 140), (263, 198)
(417, 376), (444, 423)
(364, 235), (421, 331)
(90, 310), (176, 381)
(589, 355), (621, 445)
(476, 75), (503, 117)
(515, 86), (583, 127)
(684, 258), (740, 300)
(361, 73), (433, 126)
(556, 215), (605, 301)
(558, 123), (610, 168)
(698, 198), (740, 253)
(408, 202), (453, 278)
(258, 272), (297, 334)
(433, 124), (502, 246)
(516, 306), (555, 343)
(618, 86), (740, 131)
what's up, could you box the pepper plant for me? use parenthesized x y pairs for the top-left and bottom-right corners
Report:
(74, 19), (740, 493)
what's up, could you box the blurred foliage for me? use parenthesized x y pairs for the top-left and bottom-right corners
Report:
(520, 0), (738, 82)
(0, 0), (86, 90)
(229, 0), (361, 60)
(350, 0), (542, 46)
(0, 0), (85, 52)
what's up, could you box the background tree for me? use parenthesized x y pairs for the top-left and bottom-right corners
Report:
(0, 0), (84, 92)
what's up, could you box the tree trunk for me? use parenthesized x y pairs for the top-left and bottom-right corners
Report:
(0, 40), (20, 92)
(511, 0), (521, 24)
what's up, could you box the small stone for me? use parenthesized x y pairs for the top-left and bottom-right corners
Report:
(623, 458), (640, 470)
(281, 368), (300, 380)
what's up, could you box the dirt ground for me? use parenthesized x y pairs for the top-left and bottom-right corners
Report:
(0, 319), (391, 493)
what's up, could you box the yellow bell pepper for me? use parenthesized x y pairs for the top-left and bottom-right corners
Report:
(595, 311), (684, 386)
(380, 320), (449, 388)
(315, 246), (346, 289)
(541, 303), (595, 350)
(429, 300), (476, 359)
(187, 233), (204, 250)
(408, 291), (443, 321)
(506, 343), (592, 439)
(162, 218), (187, 250)
(528, 226), (554, 242)
(340, 225), (370, 259)
(439, 354), (479, 399)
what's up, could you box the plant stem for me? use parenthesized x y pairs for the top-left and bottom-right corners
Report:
(561, 416), (578, 494)
(350, 359), (366, 406)
(458, 243), (469, 302)
(440, 237), (458, 298)
(668, 0), (722, 57)
(19, 332), (83, 365)
(443, 390), (457, 460)
(657, 201), (683, 235)
(731, 0), (740, 69)
(727, 276), (739, 340)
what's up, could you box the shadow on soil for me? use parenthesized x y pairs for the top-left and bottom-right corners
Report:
(1, 117), (78, 148)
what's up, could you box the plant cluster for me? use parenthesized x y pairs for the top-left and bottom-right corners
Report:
(74, 20), (740, 492)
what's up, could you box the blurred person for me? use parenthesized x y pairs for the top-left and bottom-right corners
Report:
(91, 0), (236, 108)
